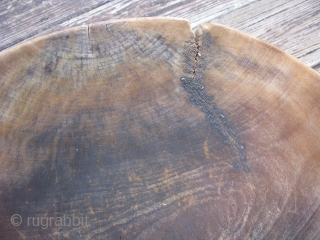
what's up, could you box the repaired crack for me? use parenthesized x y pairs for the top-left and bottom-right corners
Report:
(181, 31), (250, 173)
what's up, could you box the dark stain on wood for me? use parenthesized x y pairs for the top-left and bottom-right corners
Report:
(181, 31), (249, 172)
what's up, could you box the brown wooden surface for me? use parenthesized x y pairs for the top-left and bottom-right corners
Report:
(0, 17), (320, 239)
(0, 0), (319, 73)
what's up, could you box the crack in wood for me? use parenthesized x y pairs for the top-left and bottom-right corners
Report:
(181, 31), (250, 173)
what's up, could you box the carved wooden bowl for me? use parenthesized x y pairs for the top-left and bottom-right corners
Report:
(1, 18), (319, 239)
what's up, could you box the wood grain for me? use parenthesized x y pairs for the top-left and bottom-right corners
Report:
(0, 0), (319, 73)
(0, 18), (320, 239)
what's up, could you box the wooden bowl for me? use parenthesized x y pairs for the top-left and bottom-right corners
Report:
(1, 18), (319, 239)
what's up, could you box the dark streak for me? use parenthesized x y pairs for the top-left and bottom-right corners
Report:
(181, 32), (250, 173)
